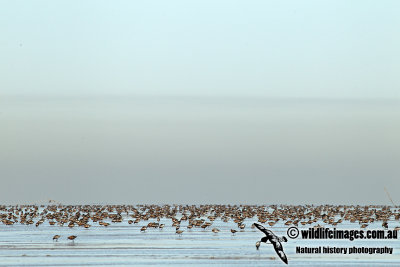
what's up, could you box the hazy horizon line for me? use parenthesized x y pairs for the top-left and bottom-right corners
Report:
(3, 93), (400, 103)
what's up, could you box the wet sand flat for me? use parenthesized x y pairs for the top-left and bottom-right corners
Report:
(1, 205), (400, 266)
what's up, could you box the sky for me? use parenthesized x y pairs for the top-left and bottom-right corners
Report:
(0, 0), (399, 204)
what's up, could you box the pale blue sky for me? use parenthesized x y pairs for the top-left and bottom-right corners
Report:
(0, 1), (399, 204)
(1, 0), (399, 98)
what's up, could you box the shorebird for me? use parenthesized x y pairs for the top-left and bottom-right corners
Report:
(231, 229), (237, 235)
(68, 235), (77, 242)
(254, 223), (288, 264)
(53, 235), (60, 241)
(212, 228), (220, 233)
(255, 241), (261, 250)
(176, 230), (183, 236)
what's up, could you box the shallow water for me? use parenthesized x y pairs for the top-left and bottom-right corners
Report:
(1, 211), (400, 266)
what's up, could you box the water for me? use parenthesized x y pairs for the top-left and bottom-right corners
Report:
(1, 208), (400, 266)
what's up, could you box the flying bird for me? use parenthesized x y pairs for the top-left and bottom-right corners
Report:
(254, 223), (288, 264)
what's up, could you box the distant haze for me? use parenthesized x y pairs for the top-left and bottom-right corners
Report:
(1, 96), (399, 205)
(0, 0), (399, 204)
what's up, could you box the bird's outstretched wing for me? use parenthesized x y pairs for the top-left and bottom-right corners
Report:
(254, 223), (274, 236)
(273, 242), (288, 264)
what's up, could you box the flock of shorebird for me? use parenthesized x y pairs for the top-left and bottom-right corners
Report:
(1, 204), (399, 245)
(52, 234), (76, 242)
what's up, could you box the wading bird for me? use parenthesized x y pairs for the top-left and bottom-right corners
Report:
(68, 235), (77, 243)
(176, 230), (183, 236)
(212, 228), (220, 233)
